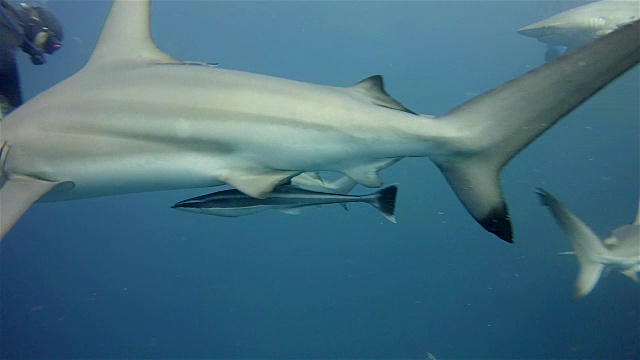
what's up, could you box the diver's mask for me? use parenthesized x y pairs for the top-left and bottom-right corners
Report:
(19, 3), (63, 64)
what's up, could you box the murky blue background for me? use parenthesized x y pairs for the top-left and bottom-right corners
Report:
(2, 1), (638, 358)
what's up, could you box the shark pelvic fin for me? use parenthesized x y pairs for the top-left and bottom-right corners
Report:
(348, 75), (416, 114)
(343, 158), (401, 188)
(621, 266), (640, 283)
(220, 170), (297, 199)
(85, 0), (179, 69)
(0, 178), (68, 240)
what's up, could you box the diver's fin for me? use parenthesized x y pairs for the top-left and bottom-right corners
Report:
(0, 178), (63, 240)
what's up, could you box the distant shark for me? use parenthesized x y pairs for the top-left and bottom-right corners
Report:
(537, 189), (640, 298)
(0, 0), (639, 243)
(518, 0), (639, 61)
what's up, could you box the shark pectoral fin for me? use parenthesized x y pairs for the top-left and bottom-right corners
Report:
(0, 178), (65, 240)
(574, 261), (605, 299)
(621, 266), (640, 283)
(221, 170), (297, 199)
(536, 188), (609, 298)
(437, 160), (512, 243)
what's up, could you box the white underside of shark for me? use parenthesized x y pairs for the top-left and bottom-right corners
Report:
(518, 0), (640, 50)
(0, 0), (639, 243)
(537, 189), (640, 298)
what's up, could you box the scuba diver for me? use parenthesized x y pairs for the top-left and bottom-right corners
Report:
(0, 0), (62, 115)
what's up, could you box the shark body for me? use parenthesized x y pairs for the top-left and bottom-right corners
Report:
(537, 189), (640, 298)
(0, 1), (639, 242)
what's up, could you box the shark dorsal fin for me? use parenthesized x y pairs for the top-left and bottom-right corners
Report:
(348, 75), (416, 114)
(86, 0), (178, 69)
(634, 198), (640, 225)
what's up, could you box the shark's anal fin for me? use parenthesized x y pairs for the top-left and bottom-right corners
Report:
(1, 178), (66, 240)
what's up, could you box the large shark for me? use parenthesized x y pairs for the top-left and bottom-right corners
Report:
(0, 0), (639, 243)
(518, 0), (639, 61)
(537, 189), (640, 298)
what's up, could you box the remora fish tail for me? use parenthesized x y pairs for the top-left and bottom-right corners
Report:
(0, 0), (638, 242)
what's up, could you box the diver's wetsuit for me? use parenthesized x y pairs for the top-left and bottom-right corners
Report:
(0, 0), (24, 112)
(0, 0), (62, 115)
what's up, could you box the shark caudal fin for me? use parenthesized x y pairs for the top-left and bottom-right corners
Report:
(366, 185), (398, 223)
(536, 189), (608, 298)
(432, 20), (640, 243)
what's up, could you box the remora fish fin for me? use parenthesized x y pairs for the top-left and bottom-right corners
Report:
(85, 0), (179, 69)
(536, 189), (607, 298)
(434, 21), (640, 243)
(1, 178), (66, 240)
(348, 75), (416, 114)
(220, 170), (297, 199)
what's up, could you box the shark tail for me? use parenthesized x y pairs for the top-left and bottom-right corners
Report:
(367, 184), (398, 223)
(431, 20), (640, 243)
(536, 188), (608, 298)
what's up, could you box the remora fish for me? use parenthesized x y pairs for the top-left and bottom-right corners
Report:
(0, 0), (638, 243)
(518, 0), (639, 61)
(172, 185), (398, 222)
(537, 189), (640, 298)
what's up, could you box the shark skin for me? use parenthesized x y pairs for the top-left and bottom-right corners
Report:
(518, 0), (640, 50)
(0, 0), (639, 242)
(537, 189), (640, 298)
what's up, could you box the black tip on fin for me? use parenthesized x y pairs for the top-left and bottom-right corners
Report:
(478, 205), (513, 243)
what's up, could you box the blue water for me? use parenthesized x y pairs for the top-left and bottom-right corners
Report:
(1, 1), (639, 359)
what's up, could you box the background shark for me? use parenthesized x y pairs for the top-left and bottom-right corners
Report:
(0, 0), (638, 243)
(537, 188), (640, 298)
(518, 0), (639, 61)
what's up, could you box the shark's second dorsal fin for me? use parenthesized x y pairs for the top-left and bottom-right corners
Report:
(86, 0), (179, 69)
(348, 75), (416, 114)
